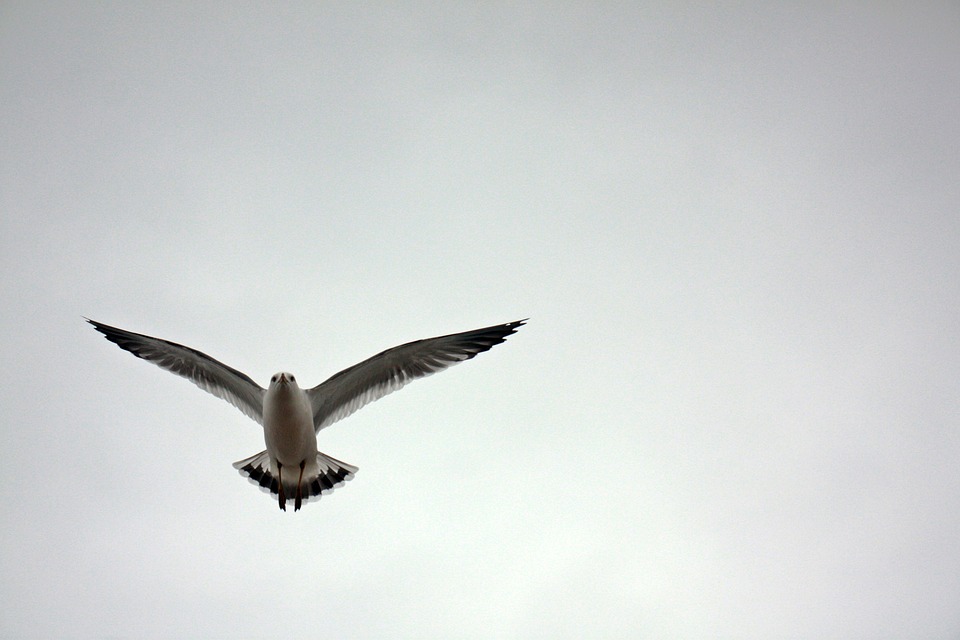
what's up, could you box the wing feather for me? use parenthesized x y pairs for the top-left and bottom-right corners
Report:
(87, 318), (265, 424)
(308, 319), (526, 432)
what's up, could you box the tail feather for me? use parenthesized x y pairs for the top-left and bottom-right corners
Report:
(233, 450), (358, 506)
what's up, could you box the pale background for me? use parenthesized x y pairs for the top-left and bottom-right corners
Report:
(2, 3), (959, 638)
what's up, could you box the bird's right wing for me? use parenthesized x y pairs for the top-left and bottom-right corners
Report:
(87, 319), (266, 424)
(308, 319), (526, 432)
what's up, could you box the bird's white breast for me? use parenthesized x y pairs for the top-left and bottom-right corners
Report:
(262, 383), (317, 466)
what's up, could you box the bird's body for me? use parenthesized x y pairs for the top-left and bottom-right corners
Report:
(263, 373), (315, 470)
(261, 372), (318, 510)
(88, 318), (525, 511)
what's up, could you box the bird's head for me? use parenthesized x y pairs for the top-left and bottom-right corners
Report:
(269, 372), (299, 389)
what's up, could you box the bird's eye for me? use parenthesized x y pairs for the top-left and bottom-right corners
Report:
(271, 375), (277, 382)
(290, 375), (295, 382)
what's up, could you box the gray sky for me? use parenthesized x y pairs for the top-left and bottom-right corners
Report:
(2, 3), (959, 638)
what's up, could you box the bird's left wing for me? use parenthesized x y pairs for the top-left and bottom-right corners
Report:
(87, 319), (265, 424)
(308, 319), (526, 432)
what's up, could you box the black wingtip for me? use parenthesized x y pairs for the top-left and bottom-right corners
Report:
(85, 318), (131, 345)
(479, 318), (528, 335)
(85, 317), (112, 334)
(499, 318), (527, 339)
(86, 318), (112, 340)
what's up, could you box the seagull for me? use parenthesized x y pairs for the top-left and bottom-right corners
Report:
(87, 318), (525, 511)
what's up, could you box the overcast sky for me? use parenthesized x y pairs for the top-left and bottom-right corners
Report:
(2, 3), (959, 638)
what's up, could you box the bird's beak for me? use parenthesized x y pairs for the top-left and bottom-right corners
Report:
(278, 373), (287, 383)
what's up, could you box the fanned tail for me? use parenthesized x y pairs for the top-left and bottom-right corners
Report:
(232, 450), (358, 508)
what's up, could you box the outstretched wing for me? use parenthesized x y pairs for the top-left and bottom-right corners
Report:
(308, 319), (526, 432)
(87, 318), (265, 424)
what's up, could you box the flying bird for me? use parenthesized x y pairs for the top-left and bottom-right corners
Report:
(87, 318), (525, 511)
